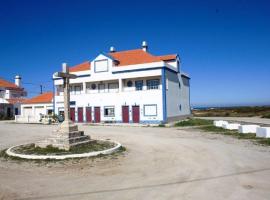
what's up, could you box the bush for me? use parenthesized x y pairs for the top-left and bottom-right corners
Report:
(262, 113), (270, 119)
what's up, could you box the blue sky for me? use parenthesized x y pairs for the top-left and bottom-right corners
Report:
(0, 0), (269, 106)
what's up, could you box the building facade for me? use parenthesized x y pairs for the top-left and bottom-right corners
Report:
(53, 42), (191, 124)
(17, 92), (53, 123)
(0, 76), (27, 118)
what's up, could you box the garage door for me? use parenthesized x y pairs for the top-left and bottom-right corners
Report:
(34, 106), (45, 118)
(23, 107), (32, 116)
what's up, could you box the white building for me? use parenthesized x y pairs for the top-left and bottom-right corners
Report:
(0, 76), (27, 118)
(53, 42), (191, 124)
(17, 92), (53, 123)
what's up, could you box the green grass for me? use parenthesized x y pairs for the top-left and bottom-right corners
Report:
(174, 118), (213, 127)
(12, 140), (115, 156)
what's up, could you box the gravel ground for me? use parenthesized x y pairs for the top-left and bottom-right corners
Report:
(0, 121), (270, 200)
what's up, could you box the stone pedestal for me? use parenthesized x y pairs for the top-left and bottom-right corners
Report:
(36, 120), (91, 150)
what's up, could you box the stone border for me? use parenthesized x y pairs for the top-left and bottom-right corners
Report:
(5, 140), (122, 160)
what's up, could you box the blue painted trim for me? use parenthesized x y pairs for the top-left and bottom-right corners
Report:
(112, 66), (178, 74)
(162, 67), (167, 123)
(53, 74), (90, 80)
(140, 120), (162, 124)
(112, 67), (163, 74)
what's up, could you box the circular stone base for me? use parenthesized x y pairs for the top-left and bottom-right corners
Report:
(6, 140), (122, 160)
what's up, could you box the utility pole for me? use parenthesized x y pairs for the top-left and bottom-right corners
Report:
(40, 85), (43, 94)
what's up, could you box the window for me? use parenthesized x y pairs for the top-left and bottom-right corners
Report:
(74, 85), (81, 94)
(146, 79), (159, 90)
(104, 106), (115, 117)
(94, 59), (108, 72)
(108, 83), (119, 92)
(57, 86), (63, 95)
(144, 104), (157, 116)
(127, 80), (133, 87)
(98, 84), (105, 93)
(135, 80), (143, 91)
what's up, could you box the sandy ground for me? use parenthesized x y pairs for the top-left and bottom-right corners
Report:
(196, 117), (270, 126)
(0, 121), (270, 200)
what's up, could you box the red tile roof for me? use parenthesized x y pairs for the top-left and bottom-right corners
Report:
(0, 78), (21, 90)
(7, 98), (27, 104)
(70, 61), (91, 72)
(68, 49), (177, 72)
(110, 49), (163, 66)
(23, 92), (53, 104)
(157, 54), (177, 61)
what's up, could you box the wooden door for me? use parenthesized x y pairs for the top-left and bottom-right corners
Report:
(122, 106), (129, 123)
(70, 108), (75, 122)
(132, 106), (140, 123)
(94, 107), (101, 123)
(86, 107), (92, 122)
(77, 107), (83, 122)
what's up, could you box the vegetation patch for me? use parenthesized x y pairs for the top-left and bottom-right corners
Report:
(11, 140), (115, 156)
(199, 125), (270, 146)
(0, 140), (126, 163)
(175, 118), (213, 127)
(192, 106), (270, 118)
(262, 113), (270, 119)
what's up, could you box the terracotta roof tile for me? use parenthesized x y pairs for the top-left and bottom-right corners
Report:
(0, 78), (21, 90)
(23, 92), (53, 104)
(69, 61), (91, 72)
(7, 98), (27, 104)
(109, 49), (162, 66)
(156, 54), (177, 61)
(66, 49), (177, 72)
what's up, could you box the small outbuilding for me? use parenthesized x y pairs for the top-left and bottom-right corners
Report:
(16, 92), (53, 123)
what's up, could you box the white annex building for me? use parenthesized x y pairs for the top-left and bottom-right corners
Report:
(0, 76), (27, 118)
(53, 42), (191, 124)
(16, 92), (53, 123)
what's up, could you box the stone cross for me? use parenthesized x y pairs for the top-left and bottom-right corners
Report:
(35, 62), (90, 150)
(54, 63), (77, 126)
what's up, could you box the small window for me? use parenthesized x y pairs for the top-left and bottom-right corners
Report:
(135, 80), (143, 91)
(74, 86), (81, 94)
(146, 79), (159, 90)
(144, 104), (157, 116)
(94, 59), (108, 72)
(91, 84), (96, 90)
(98, 84), (105, 93)
(104, 106), (115, 117)
(127, 80), (133, 87)
(108, 83), (119, 92)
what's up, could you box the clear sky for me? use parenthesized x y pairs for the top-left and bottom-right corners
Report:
(0, 0), (269, 107)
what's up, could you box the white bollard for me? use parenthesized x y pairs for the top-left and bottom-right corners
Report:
(214, 120), (229, 127)
(222, 123), (241, 130)
(238, 125), (259, 134)
(256, 127), (270, 138)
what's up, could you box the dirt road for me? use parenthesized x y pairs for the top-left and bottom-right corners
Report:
(0, 122), (270, 200)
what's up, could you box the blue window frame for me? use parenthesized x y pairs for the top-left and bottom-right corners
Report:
(135, 80), (143, 91)
(146, 79), (159, 90)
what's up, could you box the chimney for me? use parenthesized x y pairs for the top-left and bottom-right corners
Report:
(110, 46), (116, 53)
(15, 75), (21, 87)
(142, 41), (148, 52)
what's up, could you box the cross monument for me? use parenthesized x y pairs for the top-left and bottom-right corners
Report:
(35, 63), (91, 150)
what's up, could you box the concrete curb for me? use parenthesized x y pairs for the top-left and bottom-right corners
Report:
(5, 140), (122, 160)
